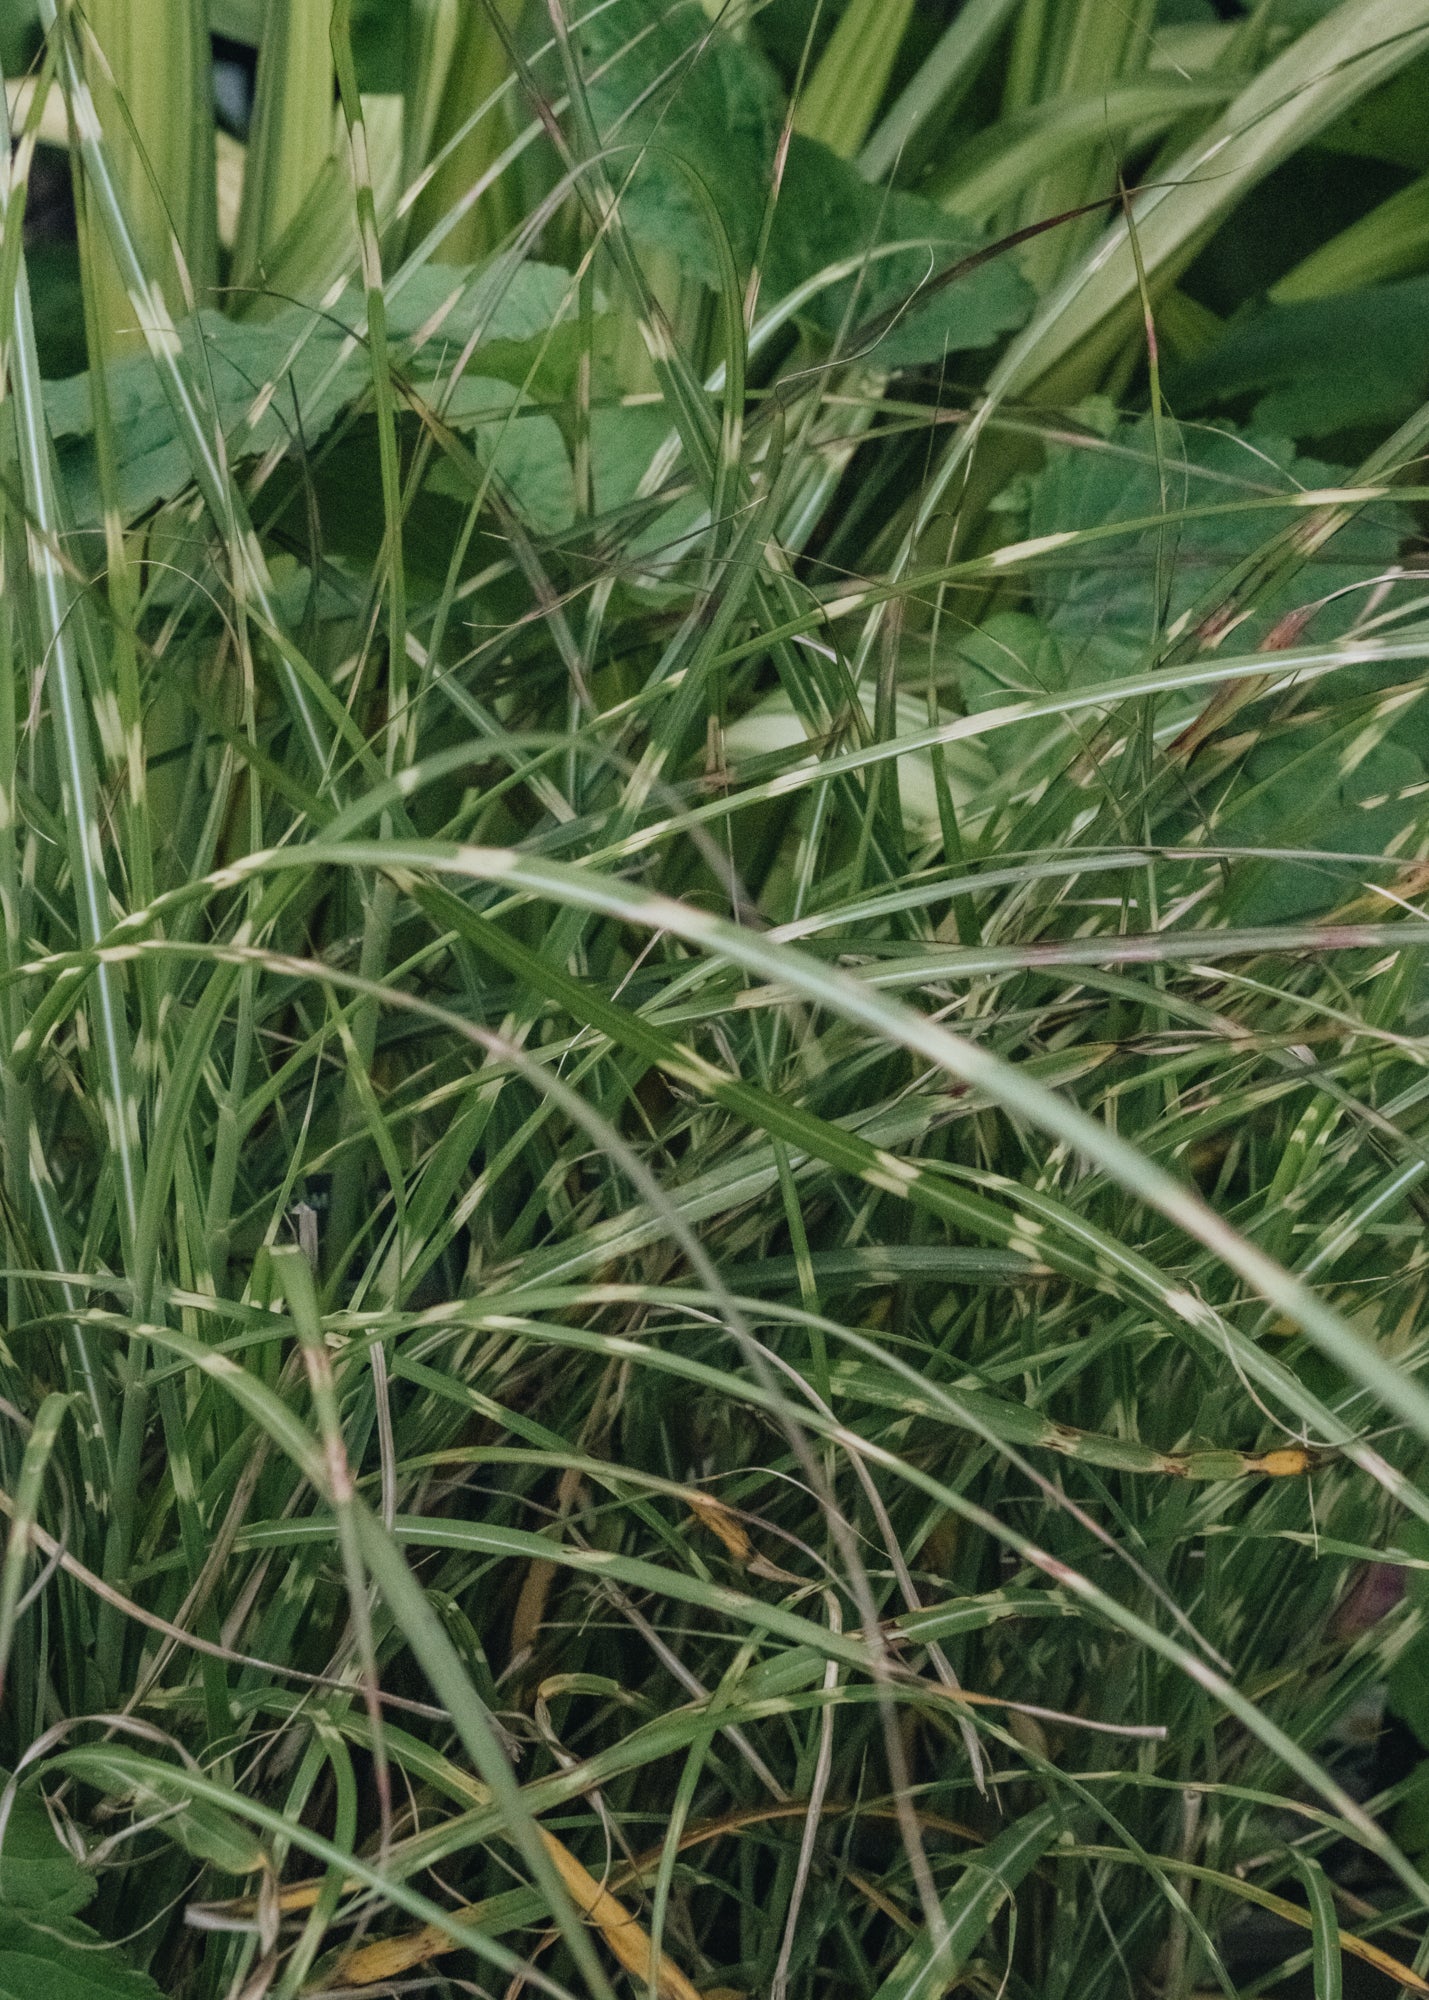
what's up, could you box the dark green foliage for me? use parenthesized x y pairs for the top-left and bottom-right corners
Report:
(578, 0), (1031, 359)
(1170, 278), (1429, 439)
(0, 1789), (162, 2000)
(1015, 416), (1411, 649)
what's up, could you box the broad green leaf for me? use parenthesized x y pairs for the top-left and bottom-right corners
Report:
(578, 0), (1030, 361)
(43, 260), (580, 523)
(763, 136), (1033, 365)
(577, 0), (784, 285)
(425, 376), (576, 533)
(384, 258), (581, 352)
(588, 398), (676, 515)
(868, 1804), (1061, 2000)
(949, 608), (1099, 783)
(1210, 727), (1428, 923)
(1169, 278), (1429, 439)
(970, 420), (1426, 917)
(0, 1790), (94, 1918)
(0, 1914), (163, 2000)
(1013, 415), (1412, 651)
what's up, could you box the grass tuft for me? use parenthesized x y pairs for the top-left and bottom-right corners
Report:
(2, 3), (1429, 1996)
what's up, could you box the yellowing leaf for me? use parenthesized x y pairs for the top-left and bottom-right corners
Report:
(334, 1829), (702, 1999)
(684, 1490), (752, 1562)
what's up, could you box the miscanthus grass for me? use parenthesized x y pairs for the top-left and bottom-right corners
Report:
(2, 2), (1429, 1996)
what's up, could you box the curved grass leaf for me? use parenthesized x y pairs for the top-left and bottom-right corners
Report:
(868, 1803), (1061, 2000)
(1290, 1848), (1344, 2000)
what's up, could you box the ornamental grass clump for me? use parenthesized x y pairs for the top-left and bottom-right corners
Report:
(2, 2), (1429, 1995)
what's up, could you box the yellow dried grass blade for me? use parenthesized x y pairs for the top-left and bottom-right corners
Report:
(332, 1829), (702, 1997)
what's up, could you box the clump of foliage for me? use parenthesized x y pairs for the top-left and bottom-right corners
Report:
(2, 2), (1429, 1996)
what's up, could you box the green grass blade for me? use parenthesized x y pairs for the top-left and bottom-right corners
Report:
(794, 0), (915, 161)
(869, 1803), (1061, 2000)
(0, 1391), (70, 1700)
(1291, 1849), (1345, 2000)
(859, 0), (1024, 182)
(230, 0), (336, 294)
(76, 0), (217, 343)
